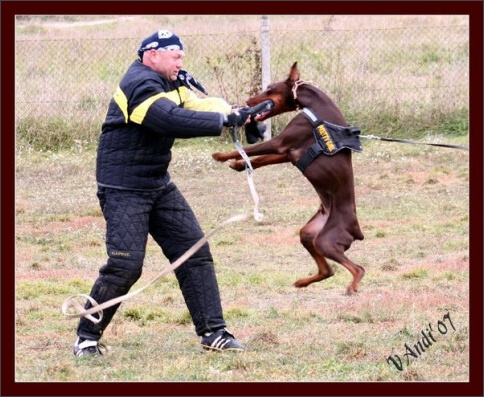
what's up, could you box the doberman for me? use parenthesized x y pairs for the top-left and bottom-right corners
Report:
(213, 62), (365, 295)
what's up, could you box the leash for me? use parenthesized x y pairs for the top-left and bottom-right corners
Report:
(62, 213), (250, 323)
(291, 80), (468, 152)
(232, 138), (264, 222)
(359, 134), (468, 151)
(229, 100), (274, 222)
(230, 126), (263, 222)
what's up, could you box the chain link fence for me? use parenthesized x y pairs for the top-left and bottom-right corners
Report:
(15, 21), (468, 148)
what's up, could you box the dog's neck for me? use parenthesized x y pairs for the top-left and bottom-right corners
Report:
(291, 79), (315, 109)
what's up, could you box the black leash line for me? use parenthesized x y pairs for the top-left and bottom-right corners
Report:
(360, 134), (468, 151)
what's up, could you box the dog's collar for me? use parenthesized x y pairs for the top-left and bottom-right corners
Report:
(301, 107), (319, 124)
(292, 79), (315, 109)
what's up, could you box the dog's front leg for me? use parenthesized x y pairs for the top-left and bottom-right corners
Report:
(212, 138), (283, 163)
(212, 149), (241, 162)
(229, 153), (290, 172)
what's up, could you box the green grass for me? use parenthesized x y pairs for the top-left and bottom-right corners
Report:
(15, 136), (469, 382)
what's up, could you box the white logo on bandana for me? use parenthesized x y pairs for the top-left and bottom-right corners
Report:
(157, 30), (174, 39)
(144, 41), (159, 50)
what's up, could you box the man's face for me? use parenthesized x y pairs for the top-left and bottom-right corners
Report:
(150, 49), (185, 81)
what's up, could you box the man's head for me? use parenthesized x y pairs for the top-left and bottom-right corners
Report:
(138, 30), (185, 81)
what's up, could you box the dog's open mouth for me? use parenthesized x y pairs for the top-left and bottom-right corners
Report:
(254, 111), (271, 121)
(248, 100), (274, 122)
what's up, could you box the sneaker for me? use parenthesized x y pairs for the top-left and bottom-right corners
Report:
(73, 337), (105, 357)
(201, 328), (246, 352)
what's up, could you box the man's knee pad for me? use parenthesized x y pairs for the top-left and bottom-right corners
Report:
(76, 259), (143, 339)
(100, 256), (143, 288)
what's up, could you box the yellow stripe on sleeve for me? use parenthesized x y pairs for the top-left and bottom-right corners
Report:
(130, 91), (181, 124)
(183, 87), (232, 114)
(113, 86), (129, 123)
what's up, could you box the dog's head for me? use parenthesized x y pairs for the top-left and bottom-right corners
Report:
(247, 62), (300, 121)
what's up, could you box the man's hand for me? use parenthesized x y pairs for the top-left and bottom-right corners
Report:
(245, 119), (266, 144)
(223, 108), (251, 127)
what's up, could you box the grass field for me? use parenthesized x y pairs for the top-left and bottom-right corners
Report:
(15, 134), (469, 382)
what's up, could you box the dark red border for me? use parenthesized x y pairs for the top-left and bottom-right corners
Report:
(2, 2), (482, 397)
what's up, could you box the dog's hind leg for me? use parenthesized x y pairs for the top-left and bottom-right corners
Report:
(341, 256), (365, 295)
(294, 209), (334, 288)
(315, 230), (365, 295)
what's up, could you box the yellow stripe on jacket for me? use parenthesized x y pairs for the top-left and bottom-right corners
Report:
(118, 85), (233, 125)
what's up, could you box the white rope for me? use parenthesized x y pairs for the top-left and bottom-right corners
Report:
(292, 79), (315, 101)
(62, 213), (250, 323)
(233, 140), (264, 222)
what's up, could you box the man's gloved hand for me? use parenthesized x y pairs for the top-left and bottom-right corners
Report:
(245, 118), (266, 144)
(223, 108), (251, 127)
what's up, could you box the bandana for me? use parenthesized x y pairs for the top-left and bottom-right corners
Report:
(137, 30), (184, 59)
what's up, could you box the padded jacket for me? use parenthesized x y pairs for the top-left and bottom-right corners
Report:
(96, 60), (232, 191)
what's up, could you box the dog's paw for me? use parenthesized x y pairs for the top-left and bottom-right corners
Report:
(229, 160), (247, 172)
(345, 285), (359, 295)
(293, 279), (309, 288)
(212, 152), (224, 162)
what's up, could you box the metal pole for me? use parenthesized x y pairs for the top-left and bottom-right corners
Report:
(261, 15), (271, 140)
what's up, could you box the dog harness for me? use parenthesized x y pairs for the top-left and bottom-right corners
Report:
(295, 107), (363, 172)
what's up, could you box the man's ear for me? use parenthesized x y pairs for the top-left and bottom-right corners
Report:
(143, 50), (157, 65)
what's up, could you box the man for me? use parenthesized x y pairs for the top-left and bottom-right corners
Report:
(73, 30), (250, 356)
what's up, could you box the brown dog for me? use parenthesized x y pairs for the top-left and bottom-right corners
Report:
(212, 62), (365, 294)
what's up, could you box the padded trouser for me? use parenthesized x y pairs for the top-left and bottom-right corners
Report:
(77, 183), (226, 340)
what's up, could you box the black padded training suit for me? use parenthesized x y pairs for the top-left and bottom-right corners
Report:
(77, 60), (232, 340)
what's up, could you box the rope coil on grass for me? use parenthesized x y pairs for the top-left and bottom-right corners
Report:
(62, 213), (250, 323)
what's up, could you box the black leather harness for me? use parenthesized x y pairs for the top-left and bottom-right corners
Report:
(295, 107), (363, 172)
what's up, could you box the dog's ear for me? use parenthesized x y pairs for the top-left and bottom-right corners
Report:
(289, 62), (300, 82)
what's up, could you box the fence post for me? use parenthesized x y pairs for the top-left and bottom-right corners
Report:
(261, 15), (271, 140)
